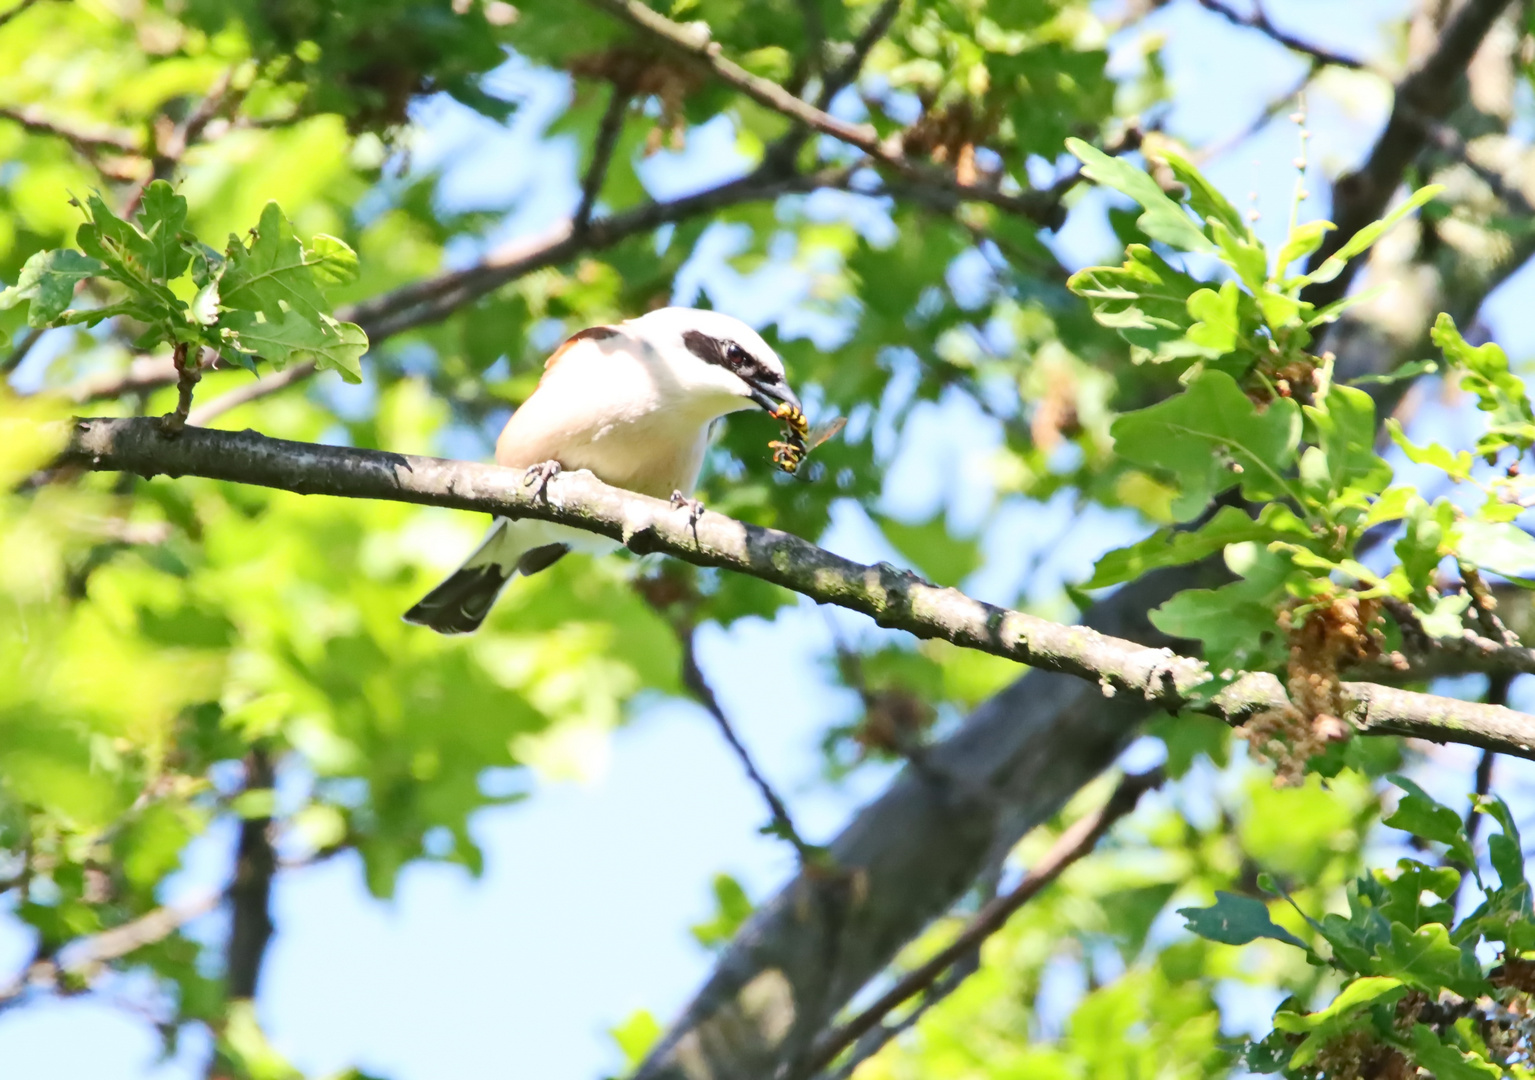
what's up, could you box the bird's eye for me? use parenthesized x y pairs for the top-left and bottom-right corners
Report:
(725, 342), (750, 368)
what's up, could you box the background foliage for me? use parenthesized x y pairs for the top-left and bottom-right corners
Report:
(6, 0), (1535, 1078)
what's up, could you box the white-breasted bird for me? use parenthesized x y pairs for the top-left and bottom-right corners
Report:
(404, 306), (801, 634)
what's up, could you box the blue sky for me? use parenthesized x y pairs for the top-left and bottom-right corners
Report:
(7, 1), (1535, 1078)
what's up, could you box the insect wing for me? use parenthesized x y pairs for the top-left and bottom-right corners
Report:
(805, 416), (847, 452)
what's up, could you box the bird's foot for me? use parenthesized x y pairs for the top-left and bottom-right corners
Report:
(670, 490), (706, 528)
(523, 459), (562, 502)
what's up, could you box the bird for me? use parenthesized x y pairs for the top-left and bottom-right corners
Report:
(404, 306), (802, 634)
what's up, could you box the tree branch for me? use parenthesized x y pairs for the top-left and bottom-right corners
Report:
(0, 0), (44, 29)
(1303, 0), (1518, 307)
(575, 85), (629, 234)
(1192, 0), (1369, 70)
(0, 891), (221, 1007)
(817, 0), (903, 107)
(58, 416), (1535, 760)
(681, 628), (819, 864)
(225, 748), (275, 1001)
(0, 103), (144, 156)
(802, 768), (1162, 1078)
(580, 0), (1065, 225)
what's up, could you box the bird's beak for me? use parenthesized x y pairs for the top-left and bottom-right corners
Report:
(747, 377), (802, 416)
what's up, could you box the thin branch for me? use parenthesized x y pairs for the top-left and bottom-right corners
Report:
(0, 891), (221, 1007)
(159, 342), (198, 436)
(0, 0), (44, 30)
(818, 0), (903, 107)
(225, 748), (275, 1000)
(1452, 672), (1509, 909)
(792, 0), (827, 91)
(185, 358), (314, 428)
(0, 104), (144, 156)
(575, 85), (629, 234)
(1425, 120), (1535, 217)
(1192, 0), (1369, 70)
(800, 769), (1163, 1079)
(59, 417), (1535, 761)
(580, 0), (1064, 225)
(1304, 0), (1519, 307)
(682, 628), (819, 863)
(1, 327), (43, 377)
(1461, 563), (1521, 648)
(819, 961), (968, 1080)
(1192, 66), (1318, 166)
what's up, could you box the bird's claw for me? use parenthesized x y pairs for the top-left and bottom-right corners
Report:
(523, 459), (562, 502)
(670, 490), (706, 527)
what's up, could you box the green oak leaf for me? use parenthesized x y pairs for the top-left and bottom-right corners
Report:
(1067, 245), (1207, 364)
(1067, 138), (1215, 253)
(1184, 280), (1240, 356)
(1373, 922), (1487, 998)
(1456, 519), (1535, 584)
(1110, 369), (1302, 521)
(1273, 976), (1406, 1068)
(1384, 775), (1477, 868)
(77, 192), (155, 282)
(1303, 382), (1392, 503)
(222, 309), (367, 382)
(0, 248), (104, 326)
(1305, 184), (1443, 285)
(1159, 148), (1248, 236)
(1150, 542), (1292, 674)
(221, 202), (331, 323)
(1178, 891), (1307, 949)
(1472, 794), (1526, 891)
(1407, 1025), (1500, 1080)
(137, 179), (191, 281)
(306, 234), (360, 287)
(1275, 219), (1335, 276)
(1087, 503), (1311, 589)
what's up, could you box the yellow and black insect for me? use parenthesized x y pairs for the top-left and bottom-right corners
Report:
(769, 403), (846, 475)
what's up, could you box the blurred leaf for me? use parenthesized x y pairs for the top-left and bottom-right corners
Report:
(1178, 892), (1307, 949)
(1067, 138), (1214, 253)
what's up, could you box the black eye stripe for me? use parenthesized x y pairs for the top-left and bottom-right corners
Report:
(682, 329), (774, 384)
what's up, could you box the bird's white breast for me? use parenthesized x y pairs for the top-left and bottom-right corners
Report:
(494, 331), (745, 499)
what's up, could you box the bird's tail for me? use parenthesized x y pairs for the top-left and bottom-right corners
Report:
(403, 518), (569, 634)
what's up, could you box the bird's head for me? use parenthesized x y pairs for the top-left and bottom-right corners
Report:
(623, 307), (802, 421)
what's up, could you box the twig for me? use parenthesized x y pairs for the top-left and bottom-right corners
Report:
(575, 85), (629, 234)
(158, 343), (199, 436)
(60, 417), (1535, 761)
(1425, 119), (1535, 219)
(1461, 562), (1521, 648)
(185, 358), (312, 428)
(821, 961), (970, 1080)
(0, 891), (221, 1007)
(1453, 672), (1509, 908)
(0, 104), (143, 156)
(817, 0), (903, 107)
(1192, 66), (1318, 166)
(682, 628), (819, 863)
(792, 0), (827, 90)
(1, 327), (42, 377)
(125, 68), (244, 218)
(798, 769), (1163, 1079)
(580, 0), (1064, 225)
(1192, 0), (1368, 70)
(0, 0), (43, 30)
(1303, 0), (1518, 307)
(226, 748), (275, 1000)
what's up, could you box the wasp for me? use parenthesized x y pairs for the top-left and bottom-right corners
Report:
(769, 403), (846, 475)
